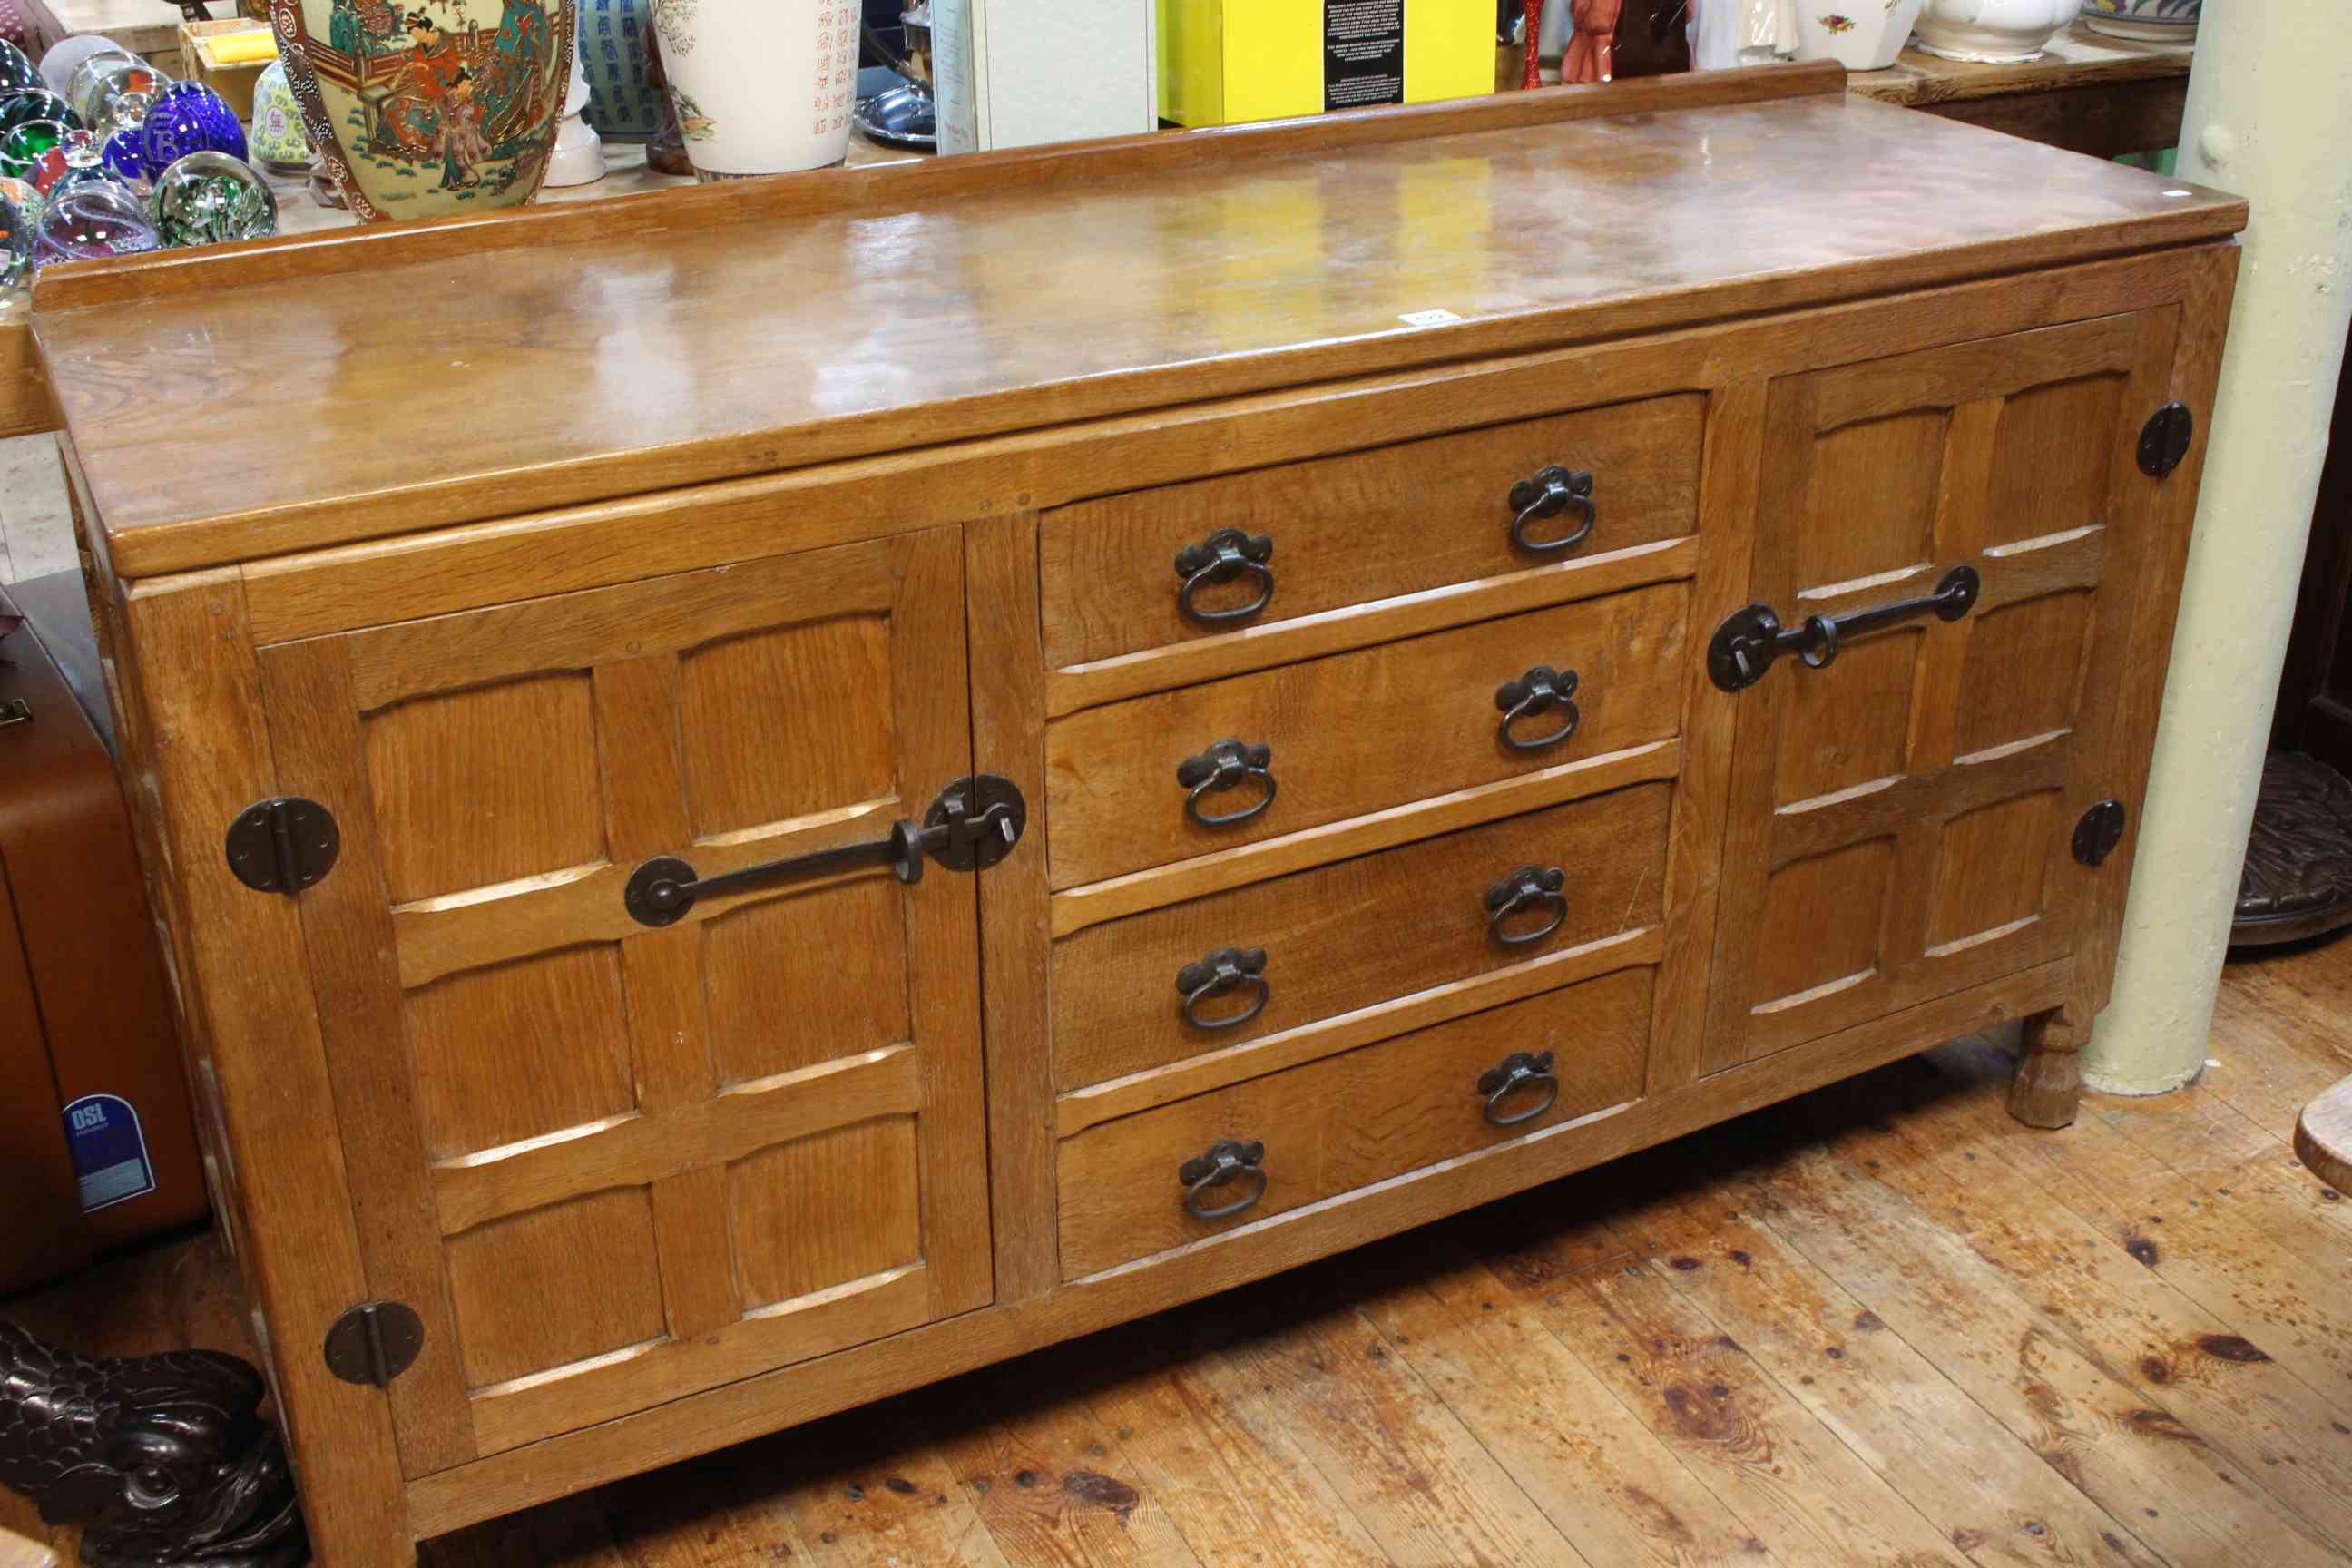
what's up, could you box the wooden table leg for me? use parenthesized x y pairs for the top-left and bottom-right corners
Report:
(2009, 1002), (2089, 1128)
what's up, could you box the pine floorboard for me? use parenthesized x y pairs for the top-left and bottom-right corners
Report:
(10, 936), (2352, 1566)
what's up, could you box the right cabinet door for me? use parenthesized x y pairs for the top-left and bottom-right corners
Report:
(1706, 311), (2179, 1064)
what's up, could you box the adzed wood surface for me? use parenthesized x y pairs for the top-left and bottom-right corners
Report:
(12, 932), (2352, 1568)
(33, 68), (2243, 576)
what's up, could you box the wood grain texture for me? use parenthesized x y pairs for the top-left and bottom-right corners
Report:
(1051, 782), (1670, 1091)
(1039, 394), (1703, 668)
(1057, 971), (1652, 1279)
(964, 512), (1062, 1303)
(228, 245), (2233, 648)
(39, 88), (2247, 577)
(2294, 1074), (2352, 1194)
(38, 942), (2352, 1568)
(1045, 583), (1688, 888)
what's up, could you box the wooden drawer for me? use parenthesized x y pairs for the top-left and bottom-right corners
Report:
(1052, 780), (1671, 1092)
(1038, 395), (1706, 669)
(1057, 968), (1652, 1278)
(1044, 582), (1688, 889)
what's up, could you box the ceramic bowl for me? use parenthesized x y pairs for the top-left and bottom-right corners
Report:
(1914, 0), (2084, 61)
(1796, 0), (1931, 70)
(2083, 0), (2199, 41)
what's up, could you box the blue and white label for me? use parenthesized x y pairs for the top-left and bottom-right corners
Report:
(62, 1093), (156, 1212)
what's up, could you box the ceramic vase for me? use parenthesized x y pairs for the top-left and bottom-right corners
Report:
(270, 0), (576, 220)
(1795, 0), (1929, 68)
(576, 0), (660, 138)
(646, 0), (857, 180)
(2082, 0), (2198, 42)
(249, 58), (313, 171)
(1913, 0), (2083, 60)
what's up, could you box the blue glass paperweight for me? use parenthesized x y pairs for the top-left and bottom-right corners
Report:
(137, 81), (244, 181)
(100, 126), (146, 186)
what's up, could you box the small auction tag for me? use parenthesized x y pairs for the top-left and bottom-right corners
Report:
(1399, 309), (1462, 327)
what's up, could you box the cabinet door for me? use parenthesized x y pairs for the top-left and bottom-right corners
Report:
(1705, 313), (2177, 1066)
(256, 528), (991, 1471)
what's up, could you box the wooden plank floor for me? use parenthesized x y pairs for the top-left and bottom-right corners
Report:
(11, 933), (2352, 1566)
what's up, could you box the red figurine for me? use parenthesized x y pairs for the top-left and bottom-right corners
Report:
(1521, 0), (1545, 88)
(1563, 0), (1622, 83)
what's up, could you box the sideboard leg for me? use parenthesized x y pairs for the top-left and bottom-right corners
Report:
(2009, 1004), (2089, 1129)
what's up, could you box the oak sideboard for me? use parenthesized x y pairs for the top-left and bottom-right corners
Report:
(34, 62), (2243, 1563)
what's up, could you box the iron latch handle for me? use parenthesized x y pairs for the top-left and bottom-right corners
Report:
(1174, 528), (1275, 622)
(1708, 564), (1981, 693)
(624, 775), (1026, 926)
(1508, 466), (1596, 554)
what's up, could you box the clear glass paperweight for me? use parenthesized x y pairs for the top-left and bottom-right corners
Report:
(29, 129), (99, 195)
(67, 53), (161, 130)
(150, 152), (277, 248)
(0, 41), (42, 94)
(0, 91), (79, 140)
(0, 179), (34, 289)
(0, 118), (67, 181)
(32, 179), (157, 268)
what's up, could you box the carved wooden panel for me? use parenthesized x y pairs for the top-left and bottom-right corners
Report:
(1704, 313), (2175, 1069)
(255, 529), (990, 1472)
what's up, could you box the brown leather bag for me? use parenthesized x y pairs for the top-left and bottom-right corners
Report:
(0, 573), (204, 1297)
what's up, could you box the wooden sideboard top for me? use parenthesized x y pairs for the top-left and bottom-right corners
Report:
(34, 62), (2243, 578)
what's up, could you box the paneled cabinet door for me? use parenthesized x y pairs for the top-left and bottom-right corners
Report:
(1703, 312), (2178, 1068)
(254, 528), (992, 1474)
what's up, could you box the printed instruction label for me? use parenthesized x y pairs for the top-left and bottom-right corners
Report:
(1325, 0), (1405, 111)
(62, 1093), (156, 1212)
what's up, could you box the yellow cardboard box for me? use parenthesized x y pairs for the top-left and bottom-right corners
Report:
(1161, 0), (1495, 127)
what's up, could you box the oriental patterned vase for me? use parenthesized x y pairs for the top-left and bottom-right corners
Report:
(270, 0), (575, 220)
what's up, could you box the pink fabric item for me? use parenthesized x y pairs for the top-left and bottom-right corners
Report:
(0, 0), (29, 54)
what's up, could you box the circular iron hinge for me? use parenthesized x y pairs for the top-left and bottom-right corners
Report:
(2138, 403), (2194, 479)
(2073, 799), (2128, 867)
(926, 774), (1027, 873)
(224, 796), (341, 894)
(323, 1299), (425, 1387)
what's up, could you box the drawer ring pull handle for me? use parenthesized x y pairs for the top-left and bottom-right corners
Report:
(1180, 1139), (1268, 1220)
(1177, 946), (1270, 1030)
(1178, 738), (1277, 827)
(1174, 528), (1276, 623)
(1508, 466), (1596, 554)
(1485, 864), (1568, 946)
(1495, 664), (1581, 751)
(1478, 1050), (1560, 1126)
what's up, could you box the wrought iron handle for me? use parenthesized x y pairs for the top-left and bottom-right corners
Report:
(1477, 1050), (1560, 1126)
(1709, 564), (1982, 693)
(1494, 664), (1580, 751)
(1485, 864), (1568, 946)
(1507, 466), (1596, 554)
(1178, 738), (1277, 827)
(1177, 946), (1269, 1030)
(1179, 1139), (1268, 1220)
(624, 775), (1026, 926)
(1174, 528), (1276, 622)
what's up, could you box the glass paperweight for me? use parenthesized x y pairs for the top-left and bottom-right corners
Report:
(138, 81), (244, 181)
(67, 53), (161, 129)
(0, 91), (79, 140)
(248, 61), (309, 172)
(0, 119), (67, 181)
(39, 37), (127, 101)
(32, 180), (157, 269)
(101, 87), (155, 142)
(150, 152), (276, 248)
(100, 127), (146, 187)
(28, 129), (95, 194)
(0, 181), (34, 290)
(0, 41), (41, 94)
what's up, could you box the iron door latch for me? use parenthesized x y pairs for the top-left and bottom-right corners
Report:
(624, 774), (1027, 926)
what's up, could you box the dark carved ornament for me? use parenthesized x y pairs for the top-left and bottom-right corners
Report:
(0, 1320), (306, 1568)
(2234, 750), (2352, 946)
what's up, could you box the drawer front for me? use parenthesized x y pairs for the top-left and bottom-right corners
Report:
(1052, 781), (1671, 1091)
(1058, 969), (1651, 1278)
(1038, 396), (1706, 669)
(1045, 582), (1687, 889)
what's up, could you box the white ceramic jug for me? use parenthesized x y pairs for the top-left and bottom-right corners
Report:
(647, 0), (858, 178)
(1914, 0), (2083, 61)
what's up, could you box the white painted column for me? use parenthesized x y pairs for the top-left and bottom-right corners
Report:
(2083, 0), (2352, 1093)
